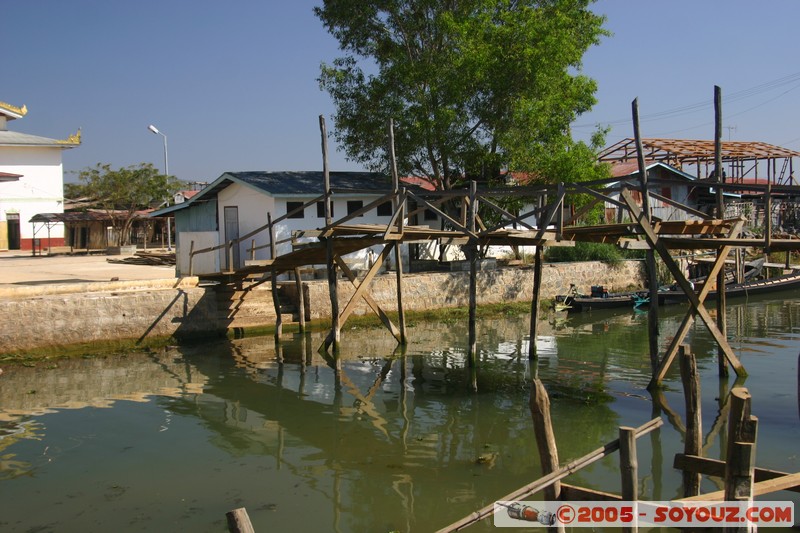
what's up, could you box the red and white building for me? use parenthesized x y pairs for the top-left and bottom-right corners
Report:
(0, 101), (80, 251)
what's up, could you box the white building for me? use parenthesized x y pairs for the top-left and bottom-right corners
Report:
(0, 101), (80, 251)
(153, 171), (436, 276)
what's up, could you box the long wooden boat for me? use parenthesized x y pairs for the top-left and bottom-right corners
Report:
(556, 285), (638, 313)
(658, 270), (800, 305)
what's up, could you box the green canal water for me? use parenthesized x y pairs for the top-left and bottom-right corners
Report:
(1, 294), (799, 532)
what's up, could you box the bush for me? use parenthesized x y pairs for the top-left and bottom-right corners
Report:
(545, 241), (643, 265)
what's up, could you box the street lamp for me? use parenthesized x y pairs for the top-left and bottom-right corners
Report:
(148, 124), (172, 250)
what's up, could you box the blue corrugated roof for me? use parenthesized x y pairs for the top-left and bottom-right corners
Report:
(149, 170), (395, 218)
(225, 171), (391, 195)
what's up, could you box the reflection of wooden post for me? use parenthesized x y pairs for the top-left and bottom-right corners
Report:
(529, 245), (544, 360)
(619, 426), (638, 533)
(679, 344), (702, 497)
(529, 379), (560, 500)
(724, 387), (758, 532)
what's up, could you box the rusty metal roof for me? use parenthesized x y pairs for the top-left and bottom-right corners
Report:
(598, 138), (800, 163)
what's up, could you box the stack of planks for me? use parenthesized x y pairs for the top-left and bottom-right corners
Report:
(106, 251), (176, 266)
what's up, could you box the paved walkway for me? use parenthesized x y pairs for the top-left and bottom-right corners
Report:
(0, 251), (177, 286)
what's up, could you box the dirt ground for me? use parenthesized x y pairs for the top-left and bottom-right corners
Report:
(0, 250), (177, 286)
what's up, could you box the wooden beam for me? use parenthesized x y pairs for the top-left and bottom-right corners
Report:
(675, 472), (800, 503)
(674, 455), (800, 493)
(560, 483), (622, 502)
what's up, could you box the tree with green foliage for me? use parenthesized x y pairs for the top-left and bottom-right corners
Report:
(316, 0), (610, 191)
(68, 163), (183, 246)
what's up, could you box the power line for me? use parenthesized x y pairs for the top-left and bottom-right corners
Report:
(573, 70), (800, 128)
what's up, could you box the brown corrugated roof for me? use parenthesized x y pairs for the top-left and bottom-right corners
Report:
(599, 138), (800, 163)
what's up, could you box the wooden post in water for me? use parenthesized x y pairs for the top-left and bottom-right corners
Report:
(467, 180), (478, 366)
(724, 387), (758, 533)
(226, 507), (255, 533)
(679, 344), (702, 497)
(294, 267), (306, 332)
(529, 379), (561, 501)
(618, 426), (638, 533)
(714, 86), (729, 378)
(528, 244), (544, 360)
(387, 119), (407, 344)
(268, 212), (282, 340)
(320, 115), (339, 354)
(632, 98), (659, 373)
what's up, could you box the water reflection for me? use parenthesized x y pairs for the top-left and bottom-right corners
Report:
(1, 295), (799, 531)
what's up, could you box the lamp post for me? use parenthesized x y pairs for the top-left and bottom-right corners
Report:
(147, 124), (172, 251)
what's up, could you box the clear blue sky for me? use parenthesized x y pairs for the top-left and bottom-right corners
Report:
(5, 0), (800, 185)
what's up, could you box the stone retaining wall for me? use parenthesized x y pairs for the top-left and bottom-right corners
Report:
(0, 261), (644, 353)
(298, 260), (644, 319)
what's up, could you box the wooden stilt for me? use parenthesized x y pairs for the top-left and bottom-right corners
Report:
(394, 242), (407, 344)
(319, 115), (339, 355)
(679, 344), (702, 497)
(724, 387), (758, 533)
(713, 86), (730, 379)
(268, 212), (282, 340)
(528, 244), (544, 360)
(632, 97), (660, 372)
(387, 120), (407, 345)
(321, 245), (393, 352)
(618, 426), (638, 533)
(467, 180), (478, 366)
(293, 267), (305, 332)
(529, 379), (561, 500)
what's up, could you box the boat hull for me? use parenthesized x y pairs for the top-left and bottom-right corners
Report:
(658, 271), (800, 305)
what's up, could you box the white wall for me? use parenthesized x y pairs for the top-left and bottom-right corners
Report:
(0, 147), (65, 243)
(177, 231), (220, 276)
(217, 183), (276, 268)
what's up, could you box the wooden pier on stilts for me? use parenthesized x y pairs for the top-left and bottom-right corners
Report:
(203, 90), (800, 531)
(188, 106), (800, 387)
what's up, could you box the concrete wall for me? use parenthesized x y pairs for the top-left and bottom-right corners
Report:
(0, 261), (645, 354)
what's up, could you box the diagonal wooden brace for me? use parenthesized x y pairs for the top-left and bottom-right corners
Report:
(649, 219), (745, 388)
(621, 190), (746, 383)
(320, 245), (400, 353)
